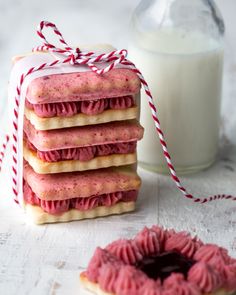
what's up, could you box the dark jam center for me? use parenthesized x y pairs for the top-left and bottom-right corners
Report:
(136, 251), (195, 281)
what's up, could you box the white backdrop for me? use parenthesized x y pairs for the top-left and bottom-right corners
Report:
(0, 2), (235, 294)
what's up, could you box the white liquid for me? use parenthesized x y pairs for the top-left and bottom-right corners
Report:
(129, 29), (223, 174)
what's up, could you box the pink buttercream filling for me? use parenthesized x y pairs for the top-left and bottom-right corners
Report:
(164, 232), (202, 259)
(25, 137), (137, 162)
(135, 227), (161, 257)
(23, 181), (138, 214)
(106, 239), (143, 265)
(84, 226), (236, 294)
(25, 95), (135, 118)
(188, 262), (222, 293)
(163, 273), (200, 295)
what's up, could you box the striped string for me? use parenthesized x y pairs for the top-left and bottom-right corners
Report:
(2, 20), (236, 204)
(0, 134), (9, 172)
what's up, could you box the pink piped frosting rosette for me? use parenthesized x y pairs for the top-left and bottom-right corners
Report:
(80, 226), (236, 295)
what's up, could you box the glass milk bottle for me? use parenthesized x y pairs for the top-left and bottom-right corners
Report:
(128, 0), (224, 174)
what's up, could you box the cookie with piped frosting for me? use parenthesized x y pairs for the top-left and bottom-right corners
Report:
(80, 226), (236, 295)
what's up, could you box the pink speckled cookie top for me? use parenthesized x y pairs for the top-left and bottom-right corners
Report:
(23, 162), (141, 200)
(26, 68), (141, 104)
(83, 226), (236, 295)
(24, 118), (144, 151)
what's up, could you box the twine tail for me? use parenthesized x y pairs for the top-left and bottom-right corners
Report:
(0, 134), (10, 172)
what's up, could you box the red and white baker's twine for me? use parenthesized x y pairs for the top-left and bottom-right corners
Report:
(0, 135), (9, 172)
(1, 21), (236, 204)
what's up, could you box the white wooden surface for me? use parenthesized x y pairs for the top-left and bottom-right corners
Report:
(0, 1), (236, 294)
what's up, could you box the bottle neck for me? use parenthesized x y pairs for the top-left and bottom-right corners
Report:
(130, 0), (224, 54)
(132, 0), (224, 49)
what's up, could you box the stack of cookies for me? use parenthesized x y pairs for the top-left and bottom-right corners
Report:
(18, 51), (144, 224)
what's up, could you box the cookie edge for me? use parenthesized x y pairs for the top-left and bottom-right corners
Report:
(23, 144), (137, 174)
(80, 273), (113, 295)
(24, 106), (139, 130)
(25, 201), (136, 225)
(79, 272), (234, 295)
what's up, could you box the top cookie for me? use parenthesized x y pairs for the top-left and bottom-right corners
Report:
(26, 68), (141, 104)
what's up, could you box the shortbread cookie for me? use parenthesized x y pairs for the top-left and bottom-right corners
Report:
(23, 143), (137, 174)
(24, 94), (139, 129)
(25, 201), (135, 225)
(23, 118), (144, 151)
(24, 105), (139, 130)
(23, 162), (141, 201)
(25, 95), (136, 118)
(80, 226), (236, 295)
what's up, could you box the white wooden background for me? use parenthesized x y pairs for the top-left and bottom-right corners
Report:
(0, 1), (236, 294)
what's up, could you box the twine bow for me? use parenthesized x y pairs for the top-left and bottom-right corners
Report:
(1, 20), (236, 204)
(33, 21), (128, 74)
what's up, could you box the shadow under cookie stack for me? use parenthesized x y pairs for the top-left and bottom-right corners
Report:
(21, 56), (144, 224)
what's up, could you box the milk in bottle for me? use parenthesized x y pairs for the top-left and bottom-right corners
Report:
(128, 0), (224, 174)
